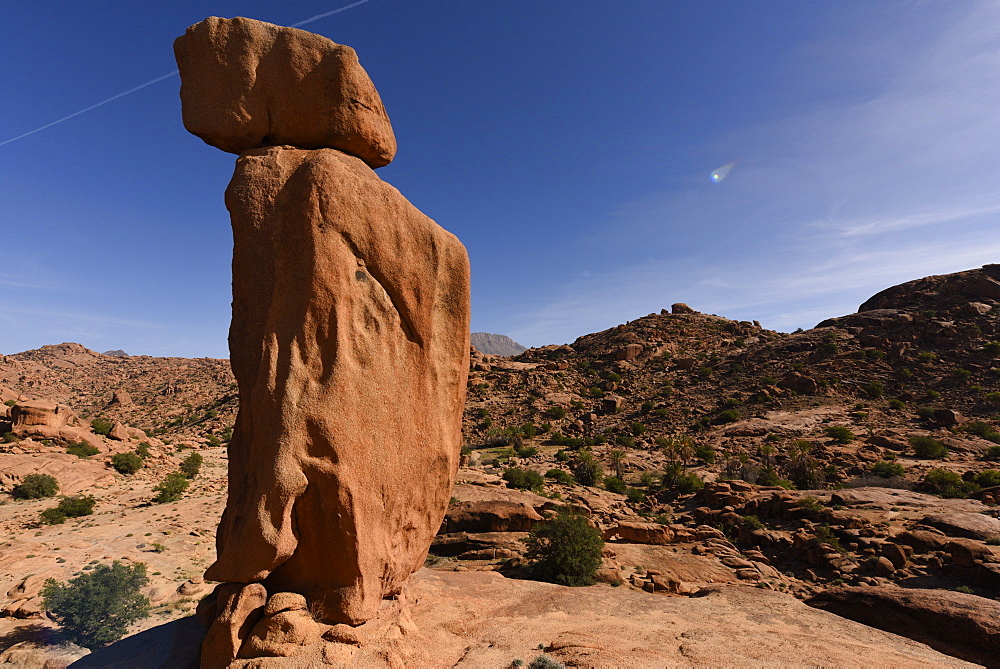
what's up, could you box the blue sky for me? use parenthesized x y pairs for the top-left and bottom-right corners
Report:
(2, 1), (999, 357)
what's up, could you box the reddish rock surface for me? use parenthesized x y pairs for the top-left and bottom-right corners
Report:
(807, 585), (1000, 666)
(174, 17), (396, 167)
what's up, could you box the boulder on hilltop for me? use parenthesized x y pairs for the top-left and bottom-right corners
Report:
(174, 16), (396, 166)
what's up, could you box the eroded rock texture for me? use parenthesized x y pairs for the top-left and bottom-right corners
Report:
(174, 16), (470, 664)
(206, 145), (470, 624)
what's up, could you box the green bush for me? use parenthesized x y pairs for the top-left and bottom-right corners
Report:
(797, 495), (824, 513)
(887, 399), (906, 410)
(630, 422), (646, 436)
(41, 495), (96, 525)
(179, 452), (203, 479)
(694, 443), (716, 464)
(915, 406), (937, 420)
(674, 471), (705, 494)
(864, 382), (885, 398)
(715, 409), (740, 424)
(984, 341), (1000, 357)
(522, 512), (604, 586)
(11, 473), (59, 500)
(554, 449), (569, 462)
(66, 442), (100, 458)
(545, 469), (575, 485)
(135, 442), (151, 459)
(921, 468), (978, 498)
(42, 561), (150, 649)
(546, 405), (567, 420)
(742, 515), (764, 530)
(90, 418), (114, 437)
(503, 467), (544, 492)
(963, 421), (1000, 444)
(625, 487), (645, 504)
(152, 472), (189, 503)
(2, 431), (20, 443)
(572, 457), (603, 487)
(952, 368), (972, 382)
(603, 476), (627, 494)
(515, 444), (538, 458)
(110, 452), (142, 475)
(824, 426), (854, 444)
(974, 469), (1000, 487)
(520, 423), (538, 439)
(910, 435), (948, 459)
(986, 445), (1000, 460)
(871, 461), (905, 478)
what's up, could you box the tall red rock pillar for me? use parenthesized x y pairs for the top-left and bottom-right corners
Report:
(174, 16), (470, 665)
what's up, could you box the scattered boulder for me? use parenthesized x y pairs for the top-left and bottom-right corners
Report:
(671, 303), (697, 314)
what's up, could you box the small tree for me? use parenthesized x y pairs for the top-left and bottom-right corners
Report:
(90, 418), (114, 437)
(522, 511), (604, 586)
(572, 451), (603, 487)
(152, 472), (189, 503)
(12, 473), (59, 499)
(42, 561), (150, 649)
(180, 452), (203, 479)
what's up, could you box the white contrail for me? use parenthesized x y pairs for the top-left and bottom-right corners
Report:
(0, 0), (374, 147)
(0, 70), (179, 147)
(291, 0), (372, 27)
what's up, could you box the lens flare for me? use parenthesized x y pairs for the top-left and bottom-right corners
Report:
(710, 160), (738, 183)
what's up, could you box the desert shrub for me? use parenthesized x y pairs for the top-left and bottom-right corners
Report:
(527, 655), (565, 669)
(986, 445), (1000, 460)
(625, 487), (645, 504)
(797, 495), (824, 513)
(110, 452), (142, 475)
(615, 435), (635, 448)
(812, 524), (845, 552)
(58, 495), (96, 517)
(864, 382), (885, 398)
(41, 495), (96, 525)
(921, 468), (978, 498)
(11, 473), (59, 500)
(90, 418), (113, 437)
(545, 469), (575, 485)
(926, 390), (941, 400)
(952, 368), (972, 382)
(520, 423), (538, 439)
(554, 449), (569, 462)
(546, 405), (567, 420)
(985, 392), (1000, 405)
(515, 444), (538, 458)
(871, 460), (905, 478)
(974, 469), (1000, 487)
(572, 456), (603, 487)
(674, 471), (704, 494)
(204, 434), (222, 447)
(742, 515), (764, 530)
(715, 409), (740, 424)
(694, 443), (716, 464)
(135, 442), (151, 459)
(42, 561), (150, 649)
(66, 442), (100, 458)
(640, 401), (654, 413)
(963, 421), (1000, 444)
(503, 467), (544, 492)
(984, 341), (1000, 357)
(918, 351), (937, 362)
(630, 422), (646, 436)
(887, 399), (906, 410)
(910, 435), (947, 459)
(2, 431), (19, 443)
(522, 511), (603, 586)
(603, 476), (627, 494)
(915, 406), (937, 420)
(152, 472), (189, 503)
(824, 426), (854, 444)
(179, 452), (203, 479)
(40, 508), (68, 525)
(757, 466), (794, 489)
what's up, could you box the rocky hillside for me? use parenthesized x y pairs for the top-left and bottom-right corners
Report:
(471, 332), (527, 356)
(1, 265), (1000, 666)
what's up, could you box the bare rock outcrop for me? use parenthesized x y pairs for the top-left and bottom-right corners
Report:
(807, 585), (1000, 666)
(176, 16), (470, 665)
(174, 17), (396, 167)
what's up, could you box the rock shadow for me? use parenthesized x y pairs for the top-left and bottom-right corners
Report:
(69, 615), (203, 668)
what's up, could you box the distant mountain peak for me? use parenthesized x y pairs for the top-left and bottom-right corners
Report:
(470, 332), (527, 357)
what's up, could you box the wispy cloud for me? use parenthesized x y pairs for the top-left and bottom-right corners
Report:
(505, 3), (1000, 347)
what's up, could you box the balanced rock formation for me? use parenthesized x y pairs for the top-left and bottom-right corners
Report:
(175, 16), (396, 167)
(175, 16), (470, 666)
